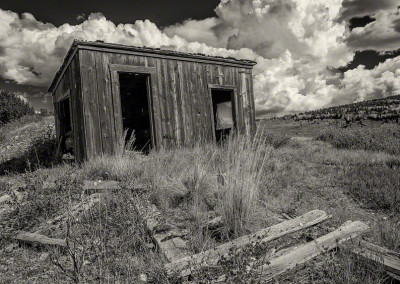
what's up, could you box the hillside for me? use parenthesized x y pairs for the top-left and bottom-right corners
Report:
(283, 95), (400, 121)
(0, 115), (56, 175)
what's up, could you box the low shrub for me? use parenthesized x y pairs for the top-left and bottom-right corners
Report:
(317, 124), (400, 155)
(0, 90), (35, 126)
(259, 129), (291, 148)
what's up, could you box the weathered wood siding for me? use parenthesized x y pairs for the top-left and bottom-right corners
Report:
(53, 53), (86, 162)
(77, 48), (255, 159)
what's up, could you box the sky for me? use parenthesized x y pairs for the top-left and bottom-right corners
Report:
(0, 0), (400, 117)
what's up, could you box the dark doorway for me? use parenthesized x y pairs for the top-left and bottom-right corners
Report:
(58, 97), (73, 154)
(211, 89), (236, 143)
(119, 73), (152, 153)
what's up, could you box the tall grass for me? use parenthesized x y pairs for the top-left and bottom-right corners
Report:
(317, 123), (400, 155)
(216, 133), (270, 237)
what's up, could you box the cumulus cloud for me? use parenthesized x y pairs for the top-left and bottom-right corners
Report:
(1, 0), (400, 116)
(0, 9), (253, 87)
(347, 8), (400, 51)
(164, 17), (236, 48)
(214, 0), (357, 114)
(339, 0), (399, 20)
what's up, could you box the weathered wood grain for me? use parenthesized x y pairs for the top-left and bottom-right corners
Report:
(256, 221), (369, 281)
(80, 50), (103, 159)
(34, 193), (103, 234)
(165, 210), (330, 276)
(15, 232), (67, 248)
(52, 42), (256, 159)
(82, 180), (121, 194)
(352, 240), (400, 279)
(134, 196), (190, 263)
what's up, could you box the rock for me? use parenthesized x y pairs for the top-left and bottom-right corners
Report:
(145, 243), (155, 249)
(139, 274), (148, 282)
(40, 252), (49, 261)
(5, 243), (18, 253)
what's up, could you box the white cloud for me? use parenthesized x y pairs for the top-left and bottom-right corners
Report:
(339, 0), (399, 19)
(163, 17), (235, 48)
(0, 1), (400, 116)
(347, 8), (400, 51)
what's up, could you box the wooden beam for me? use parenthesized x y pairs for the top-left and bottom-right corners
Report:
(34, 193), (103, 234)
(15, 232), (67, 248)
(82, 180), (121, 194)
(256, 221), (369, 281)
(165, 210), (330, 276)
(352, 240), (400, 279)
(134, 196), (190, 263)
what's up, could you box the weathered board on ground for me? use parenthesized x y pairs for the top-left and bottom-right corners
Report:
(15, 232), (67, 248)
(82, 180), (121, 194)
(255, 220), (369, 281)
(34, 192), (104, 234)
(134, 195), (190, 263)
(353, 240), (400, 280)
(166, 209), (330, 276)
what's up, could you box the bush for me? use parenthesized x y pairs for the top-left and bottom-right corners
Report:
(260, 130), (291, 148)
(317, 124), (400, 155)
(0, 90), (35, 126)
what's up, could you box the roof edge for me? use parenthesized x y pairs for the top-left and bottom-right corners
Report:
(48, 40), (257, 93)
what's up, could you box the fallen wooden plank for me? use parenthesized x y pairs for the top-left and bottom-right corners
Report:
(82, 180), (121, 194)
(165, 209), (330, 276)
(134, 196), (191, 263)
(352, 240), (400, 279)
(256, 221), (369, 281)
(15, 231), (67, 248)
(34, 193), (103, 234)
(203, 216), (223, 234)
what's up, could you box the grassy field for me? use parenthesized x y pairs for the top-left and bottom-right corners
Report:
(0, 116), (399, 283)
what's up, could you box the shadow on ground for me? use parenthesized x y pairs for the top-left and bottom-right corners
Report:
(0, 136), (59, 175)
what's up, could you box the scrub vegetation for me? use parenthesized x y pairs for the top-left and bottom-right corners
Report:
(0, 115), (399, 283)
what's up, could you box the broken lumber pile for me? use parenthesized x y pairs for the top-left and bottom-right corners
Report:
(256, 220), (369, 281)
(280, 212), (400, 281)
(165, 209), (330, 277)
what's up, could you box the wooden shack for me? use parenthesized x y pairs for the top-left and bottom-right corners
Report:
(48, 40), (257, 161)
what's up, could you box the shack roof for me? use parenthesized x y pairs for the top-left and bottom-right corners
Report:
(48, 40), (257, 93)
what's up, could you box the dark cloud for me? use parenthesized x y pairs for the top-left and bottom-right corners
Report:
(393, 18), (400, 32)
(339, 0), (398, 20)
(349, 16), (375, 30)
(347, 34), (400, 51)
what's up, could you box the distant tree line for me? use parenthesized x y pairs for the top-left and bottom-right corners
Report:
(280, 95), (400, 123)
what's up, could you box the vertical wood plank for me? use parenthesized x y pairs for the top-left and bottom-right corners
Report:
(80, 50), (103, 159)
(147, 57), (162, 149)
(109, 54), (123, 147)
(240, 70), (251, 135)
(246, 71), (256, 134)
(156, 59), (168, 147)
(168, 60), (182, 145)
(177, 61), (188, 145)
(94, 52), (115, 155)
